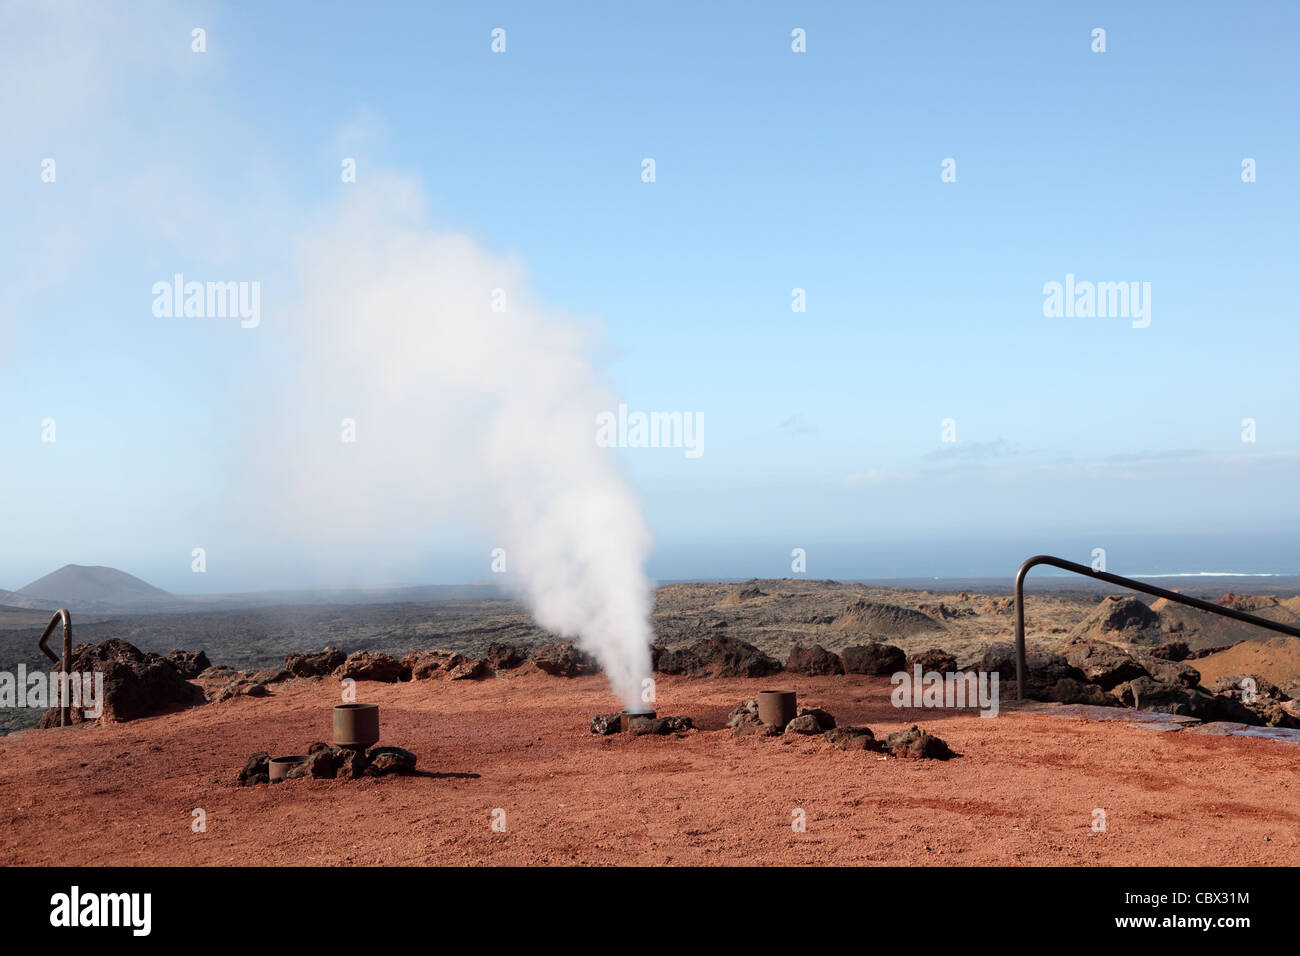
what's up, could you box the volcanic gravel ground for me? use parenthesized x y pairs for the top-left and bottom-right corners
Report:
(0, 672), (1295, 865)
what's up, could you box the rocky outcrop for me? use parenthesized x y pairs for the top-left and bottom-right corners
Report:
(726, 699), (782, 737)
(238, 752), (270, 786)
(1041, 677), (1117, 707)
(1208, 675), (1300, 728)
(583, 711), (696, 736)
(164, 649), (211, 679)
(1218, 593), (1281, 612)
(590, 713), (622, 735)
(841, 642), (906, 675)
(1133, 652), (1200, 689)
(1147, 640), (1191, 662)
(833, 599), (943, 637)
(782, 715), (821, 735)
(532, 642), (600, 677)
(979, 596), (1016, 615)
(654, 635), (781, 678)
(486, 642), (527, 670)
(884, 725), (955, 760)
(1189, 642), (1240, 660)
(399, 650), (495, 681)
(796, 705), (836, 730)
(627, 715), (695, 736)
(721, 585), (767, 605)
(907, 648), (958, 673)
(1010, 636), (1295, 726)
(333, 651), (404, 683)
(916, 602), (974, 621)
(732, 718), (782, 737)
(978, 640), (1112, 704)
(727, 699), (890, 750)
(979, 637), (1265, 712)
(197, 664), (237, 681)
(332, 746), (370, 780)
(37, 638), (204, 726)
(447, 657), (493, 680)
(824, 726), (875, 750)
(366, 746), (418, 776)
(207, 677), (273, 704)
(285, 747), (342, 780)
(1110, 676), (1255, 723)
(284, 647), (347, 678)
(786, 644), (844, 676)
(978, 642), (1075, 685)
(246, 742), (417, 784)
(198, 664), (293, 705)
(1069, 595), (1164, 645)
(726, 699), (759, 727)
(782, 706), (837, 735)
(401, 651), (454, 680)
(1064, 638), (1148, 689)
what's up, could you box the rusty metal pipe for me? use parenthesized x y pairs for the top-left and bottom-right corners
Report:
(268, 755), (309, 783)
(37, 609), (72, 726)
(757, 690), (797, 729)
(620, 709), (656, 733)
(333, 703), (379, 749)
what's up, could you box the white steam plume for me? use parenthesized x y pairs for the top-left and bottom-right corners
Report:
(263, 172), (653, 708)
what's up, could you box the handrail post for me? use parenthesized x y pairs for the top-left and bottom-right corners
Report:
(37, 609), (73, 726)
(1013, 564), (1029, 700)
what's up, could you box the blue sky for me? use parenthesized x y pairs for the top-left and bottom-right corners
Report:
(2, 0), (1299, 592)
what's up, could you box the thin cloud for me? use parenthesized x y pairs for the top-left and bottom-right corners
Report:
(775, 414), (818, 436)
(840, 469), (910, 486)
(924, 439), (1020, 462)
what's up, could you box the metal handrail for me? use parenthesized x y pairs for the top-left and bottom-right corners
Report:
(1013, 555), (1300, 700)
(37, 609), (73, 726)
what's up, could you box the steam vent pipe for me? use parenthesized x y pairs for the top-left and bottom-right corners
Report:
(333, 703), (380, 749)
(620, 710), (656, 733)
(268, 755), (308, 783)
(757, 690), (797, 729)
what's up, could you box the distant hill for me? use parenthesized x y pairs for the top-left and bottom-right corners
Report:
(1069, 595), (1165, 645)
(1153, 593), (1300, 651)
(832, 598), (943, 637)
(0, 569), (509, 616)
(1194, 635), (1300, 690)
(10, 565), (173, 611)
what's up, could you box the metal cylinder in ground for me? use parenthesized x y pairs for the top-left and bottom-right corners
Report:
(268, 755), (308, 783)
(757, 690), (797, 729)
(620, 710), (656, 733)
(333, 703), (380, 749)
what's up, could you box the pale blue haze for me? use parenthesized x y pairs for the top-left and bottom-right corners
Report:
(2, 1), (1298, 592)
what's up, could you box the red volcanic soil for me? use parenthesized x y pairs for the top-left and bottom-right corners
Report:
(0, 672), (1296, 866)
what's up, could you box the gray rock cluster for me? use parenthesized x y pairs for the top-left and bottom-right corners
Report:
(978, 639), (1297, 728)
(588, 713), (695, 736)
(725, 698), (954, 758)
(237, 743), (418, 785)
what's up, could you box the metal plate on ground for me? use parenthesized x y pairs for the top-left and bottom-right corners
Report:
(1014, 702), (1200, 729)
(1185, 722), (1300, 743)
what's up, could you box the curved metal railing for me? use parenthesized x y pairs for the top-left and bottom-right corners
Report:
(1013, 555), (1300, 700)
(37, 609), (73, 726)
